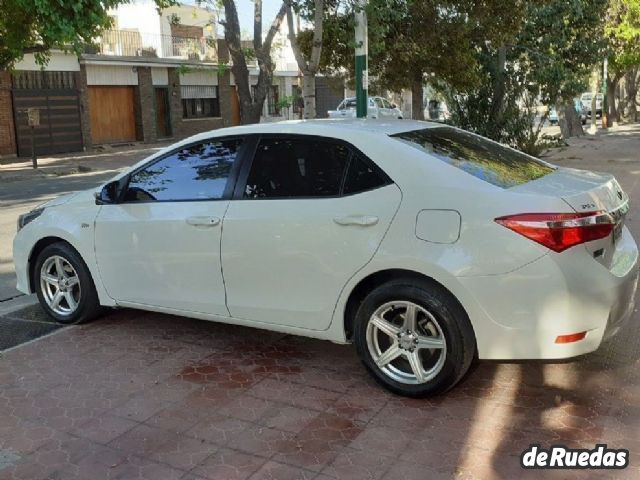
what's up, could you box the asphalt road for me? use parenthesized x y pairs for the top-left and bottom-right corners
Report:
(0, 148), (157, 301)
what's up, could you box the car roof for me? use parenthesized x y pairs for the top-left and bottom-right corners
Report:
(182, 119), (441, 145)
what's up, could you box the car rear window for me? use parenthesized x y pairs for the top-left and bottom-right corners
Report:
(391, 127), (555, 188)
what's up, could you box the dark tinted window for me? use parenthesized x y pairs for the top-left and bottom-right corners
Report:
(392, 127), (554, 188)
(244, 138), (350, 198)
(343, 155), (390, 195)
(125, 139), (242, 202)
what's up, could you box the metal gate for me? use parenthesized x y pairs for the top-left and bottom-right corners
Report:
(12, 71), (83, 157)
(315, 77), (345, 118)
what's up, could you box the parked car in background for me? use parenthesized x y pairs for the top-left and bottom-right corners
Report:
(425, 99), (450, 121)
(580, 92), (603, 118)
(328, 96), (403, 119)
(14, 120), (637, 398)
(549, 100), (587, 126)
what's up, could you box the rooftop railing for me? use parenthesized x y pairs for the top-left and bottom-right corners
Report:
(87, 29), (218, 62)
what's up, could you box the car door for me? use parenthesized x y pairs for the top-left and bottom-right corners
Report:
(221, 135), (402, 330)
(382, 98), (398, 118)
(94, 137), (245, 315)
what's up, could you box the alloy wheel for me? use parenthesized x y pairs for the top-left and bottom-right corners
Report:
(40, 255), (81, 316)
(366, 300), (447, 384)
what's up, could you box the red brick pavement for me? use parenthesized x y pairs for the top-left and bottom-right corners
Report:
(1, 147), (640, 479)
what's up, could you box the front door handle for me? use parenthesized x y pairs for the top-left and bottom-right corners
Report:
(333, 215), (379, 227)
(186, 216), (220, 227)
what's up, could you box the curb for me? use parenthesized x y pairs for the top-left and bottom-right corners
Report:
(0, 294), (38, 317)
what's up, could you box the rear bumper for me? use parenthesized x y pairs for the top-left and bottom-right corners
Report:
(459, 226), (638, 360)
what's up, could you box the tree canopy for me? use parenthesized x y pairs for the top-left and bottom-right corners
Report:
(0, 0), (175, 70)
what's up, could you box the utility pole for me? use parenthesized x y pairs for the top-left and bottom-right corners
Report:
(602, 57), (609, 129)
(355, 1), (368, 118)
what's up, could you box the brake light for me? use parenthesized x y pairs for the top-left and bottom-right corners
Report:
(495, 211), (614, 253)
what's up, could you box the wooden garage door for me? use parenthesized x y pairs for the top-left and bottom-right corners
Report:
(88, 86), (136, 144)
(12, 71), (83, 157)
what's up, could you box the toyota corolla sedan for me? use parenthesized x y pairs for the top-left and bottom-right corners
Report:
(13, 120), (638, 397)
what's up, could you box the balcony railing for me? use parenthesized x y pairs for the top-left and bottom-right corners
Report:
(88, 29), (218, 62)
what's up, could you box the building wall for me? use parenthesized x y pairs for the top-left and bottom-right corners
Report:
(170, 24), (203, 38)
(161, 5), (216, 38)
(14, 52), (80, 71)
(86, 64), (138, 85)
(0, 72), (16, 156)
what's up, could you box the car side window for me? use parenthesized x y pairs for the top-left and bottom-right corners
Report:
(244, 138), (350, 199)
(343, 154), (391, 195)
(124, 139), (242, 202)
(374, 98), (384, 108)
(382, 99), (392, 109)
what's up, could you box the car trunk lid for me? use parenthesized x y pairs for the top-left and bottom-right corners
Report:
(512, 167), (629, 269)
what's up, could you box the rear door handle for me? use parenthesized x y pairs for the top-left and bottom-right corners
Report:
(186, 216), (220, 227)
(333, 215), (379, 227)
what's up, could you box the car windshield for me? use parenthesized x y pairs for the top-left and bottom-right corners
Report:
(391, 127), (555, 188)
(341, 99), (357, 109)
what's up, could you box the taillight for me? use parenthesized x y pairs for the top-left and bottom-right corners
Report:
(495, 211), (614, 253)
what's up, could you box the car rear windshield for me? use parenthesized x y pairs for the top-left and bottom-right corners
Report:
(391, 127), (555, 188)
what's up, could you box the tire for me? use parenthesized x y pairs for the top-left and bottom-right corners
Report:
(33, 242), (102, 324)
(353, 278), (475, 397)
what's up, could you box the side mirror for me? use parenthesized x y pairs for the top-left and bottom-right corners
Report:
(95, 180), (123, 205)
(392, 103), (397, 109)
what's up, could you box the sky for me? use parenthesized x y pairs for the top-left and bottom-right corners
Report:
(235, 0), (284, 36)
(182, 0), (284, 38)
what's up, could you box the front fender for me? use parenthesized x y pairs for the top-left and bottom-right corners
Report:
(13, 202), (115, 307)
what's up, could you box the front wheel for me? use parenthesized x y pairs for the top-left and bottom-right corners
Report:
(353, 279), (475, 397)
(34, 242), (102, 324)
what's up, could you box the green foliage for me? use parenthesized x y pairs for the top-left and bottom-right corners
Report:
(241, 47), (257, 61)
(515, 0), (607, 105)
(442, 0), (607, 152)
(301, 1), (527, 93)
(0, 0), (176, 70)
(606, 0), (640, 74)
(277, 95), (293, 112)
(167, 13), (181, 26)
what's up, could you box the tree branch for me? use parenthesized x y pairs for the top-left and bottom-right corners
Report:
(262, 3), (286, 57)
(286, 1), (309, 72)
(254, 0), (262, 52)
(308, 0), (324, 73)
(22, 45), (49, 54)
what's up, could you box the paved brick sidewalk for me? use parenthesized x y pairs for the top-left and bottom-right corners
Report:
(1, 126), (640, 479)
(0, 142), (171, 182)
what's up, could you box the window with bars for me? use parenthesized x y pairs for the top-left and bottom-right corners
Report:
(12, 71), (77, 90)
(181, 85), (220, 119)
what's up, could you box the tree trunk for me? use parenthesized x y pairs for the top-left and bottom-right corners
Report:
(301, 73), (316, 119)
(411, 78), (424, 120)
(607, 75), (620, 126)
(489, 45), (507, 127)
(624, 68), (638, 122)
(221, 0), (285, 125)
(558, 102), (584, 139)
(285, 0), (323, 120)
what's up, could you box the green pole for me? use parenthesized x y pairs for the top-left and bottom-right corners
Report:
(355, 4), (368, 118)
(602, 57), (608, 128)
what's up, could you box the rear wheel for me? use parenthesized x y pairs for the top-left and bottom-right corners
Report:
(353, 279), (475, 397)
(34, 242), (102, 324)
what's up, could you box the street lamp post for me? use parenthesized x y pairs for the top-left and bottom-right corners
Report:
(355, 2), (368, 118)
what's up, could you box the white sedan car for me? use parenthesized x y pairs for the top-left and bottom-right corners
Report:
(328, 96), (403, 119)
(13, 120), (638, 397)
